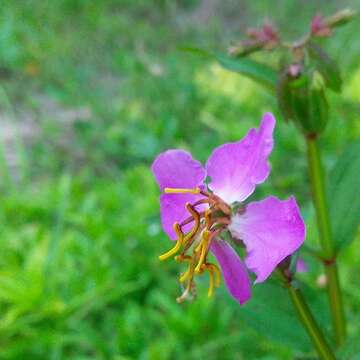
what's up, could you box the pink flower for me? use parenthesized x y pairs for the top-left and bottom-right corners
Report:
(151, 113), (305, 304)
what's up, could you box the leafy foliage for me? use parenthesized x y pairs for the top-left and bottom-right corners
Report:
(328, 140), (360, 251)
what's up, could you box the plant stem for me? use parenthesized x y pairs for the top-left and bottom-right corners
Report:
(306, 137), (346, 346)
(287, 283), (336, 360)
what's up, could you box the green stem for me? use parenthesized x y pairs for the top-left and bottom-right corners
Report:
(325, 263), (346, 344)
(306, 137), (346, 346)
(287, 283), (336, 360)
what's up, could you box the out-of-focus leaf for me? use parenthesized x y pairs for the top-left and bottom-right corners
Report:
(182, 46), (277, 90)
(236, 281), (330, 352)
(328, 140), (360, 250)
(215, 54), (277, 90)
(308, 43), (342, 93)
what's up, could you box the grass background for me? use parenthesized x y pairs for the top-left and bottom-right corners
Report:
(0, 0), (359, 359)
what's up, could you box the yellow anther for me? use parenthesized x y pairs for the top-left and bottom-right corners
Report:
(164, 187), (201, 194)
(179, 265), (192, 283)
(195, 230), (210, 273)
(195, 229), (210, 253)
(207, 267), (215, 298)
(207, 263), (221, 287)
(201, 263), (221, 298)
(158, 223), (183, 261)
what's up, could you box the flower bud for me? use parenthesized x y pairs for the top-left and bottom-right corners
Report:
(277, 67), (329, 135)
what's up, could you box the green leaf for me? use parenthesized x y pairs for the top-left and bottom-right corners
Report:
(182, 46), (277, 90)
(236, 281), (330, 352)
(215, 53), (277, 90)
(328, 140), (360, 250)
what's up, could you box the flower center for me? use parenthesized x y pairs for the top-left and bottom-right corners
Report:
(159, 187), (232, 302)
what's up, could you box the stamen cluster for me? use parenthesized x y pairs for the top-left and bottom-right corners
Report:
(159, 187), (232, 302)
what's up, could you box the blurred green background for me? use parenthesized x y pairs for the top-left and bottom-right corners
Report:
(0, 0), (359, 359)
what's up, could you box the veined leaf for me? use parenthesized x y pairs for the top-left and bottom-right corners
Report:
(235, 281), (330, 352)
(328, 140), (360, 250)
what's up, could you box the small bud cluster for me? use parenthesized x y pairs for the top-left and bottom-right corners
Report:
(228, 8), (356, 136)
(229, 22), (279, 57)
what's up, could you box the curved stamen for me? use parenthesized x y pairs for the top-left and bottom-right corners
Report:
(176, 255), (193, 283)
(179, 211), (206, 230)
(204, 209), (212, 229)
(195, 227), (225, 273)
(205, 263), (221, 287)
(158, 223), (183, 260)
(201, 263), (221, 297)
(179, 265), (192, 283)
(206, 265), (215, 297)
(184, 203), (201, 243)
(177, 270), (195, 303)
(175, 254), (192, 262)
(195, 230), (210, 273)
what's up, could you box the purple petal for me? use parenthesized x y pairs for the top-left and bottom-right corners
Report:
(151, 149), (206, 191)
(229, 196), (305, 283)
(151, 150), (207, 240)
(205, 113), (275, 204)
(296, 258), (308, 273)
(160, 193), (206, 240)
(210, 239), (251, 305)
